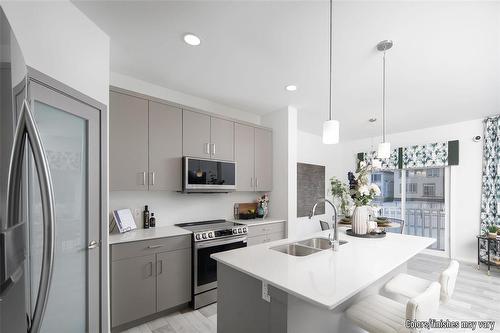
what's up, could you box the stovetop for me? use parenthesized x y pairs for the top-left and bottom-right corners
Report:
(176, 219), (247, 241)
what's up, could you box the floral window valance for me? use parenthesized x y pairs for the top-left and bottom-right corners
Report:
(357, 140), (459, 170)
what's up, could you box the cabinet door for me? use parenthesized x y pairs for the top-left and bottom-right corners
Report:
(111, 255), (156, 328)
(235, 123), (255, 191)
(156, 248), (191, 312)
(182, 110), (211, 158)
(254, 128), (273, 191)
(149, 101), (182, 191)
(211, 117), (234, 161)
(109, 91), (149, 190)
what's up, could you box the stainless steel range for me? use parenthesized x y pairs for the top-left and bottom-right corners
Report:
(176, 219), (247, 309)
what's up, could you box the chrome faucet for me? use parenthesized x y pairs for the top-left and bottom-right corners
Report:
(308, 198), (339, 251)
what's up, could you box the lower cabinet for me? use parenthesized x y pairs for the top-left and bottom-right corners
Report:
(110, 236), (191, 329)
(247, 221), (286, 246)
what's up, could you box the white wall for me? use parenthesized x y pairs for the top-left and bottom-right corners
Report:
(111, 72), (261, 125)
(262, 106), (297, 237)
(0, 0), (110, 106)
(324, 119), (484, 263)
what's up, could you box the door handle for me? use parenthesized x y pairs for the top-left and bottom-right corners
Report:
(7, 98), (56, 333)
(88, 240), (99, 249)
(147, 244), (163, 249)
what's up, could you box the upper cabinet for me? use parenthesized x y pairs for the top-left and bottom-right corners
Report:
(149, 101), (182, 191)
(182, 110), (211, 159)
(235, 125), (273, 192)
(254, 128), (273, 192)
(183, 110), (234, 161)
(109, 91), (182, 191)
(109, 91), (149, 191)
(110, 88), (272, 192)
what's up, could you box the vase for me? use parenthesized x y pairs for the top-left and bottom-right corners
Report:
(257, 205), (265, 218)
(352, 206), (369, 234)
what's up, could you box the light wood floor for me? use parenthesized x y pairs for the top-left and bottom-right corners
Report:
(124, 254), (500, 333)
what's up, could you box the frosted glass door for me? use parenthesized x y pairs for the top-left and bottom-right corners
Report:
(26, 82), (100, 333)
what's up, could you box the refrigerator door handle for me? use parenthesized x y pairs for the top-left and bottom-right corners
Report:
(6, 98), (56, 333)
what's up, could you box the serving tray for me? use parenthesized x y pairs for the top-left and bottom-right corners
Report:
(346, 229), (386, 238)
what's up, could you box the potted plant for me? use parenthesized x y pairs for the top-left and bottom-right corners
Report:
(329, 176), (351, 221)
(348, 162), (381, 234)
(487, 224), (498, 239)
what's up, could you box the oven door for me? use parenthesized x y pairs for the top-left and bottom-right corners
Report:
(193, 236), (247, 294)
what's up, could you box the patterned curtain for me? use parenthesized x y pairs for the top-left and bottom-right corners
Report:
(480, 115), (500, 231)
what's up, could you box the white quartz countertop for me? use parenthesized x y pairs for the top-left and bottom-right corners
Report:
(211, 229), (435, 310)
(228, 218), (286, 226)
(109, 225), (192, 245)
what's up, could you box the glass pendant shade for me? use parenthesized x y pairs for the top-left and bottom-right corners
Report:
(377, 142), (391, 159)
(322, 119), (339, 144)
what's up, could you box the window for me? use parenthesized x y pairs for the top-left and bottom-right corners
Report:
(423, 183), (436, 197)
(370, 170), (402, 219)
(426, 169), (440, 177)
(371, 174), (382, 182)
(406, 183), (417, 193)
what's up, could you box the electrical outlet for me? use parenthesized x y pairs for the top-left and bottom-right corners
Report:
(262, 281), (271, 302)
(134, 208), (141, 218)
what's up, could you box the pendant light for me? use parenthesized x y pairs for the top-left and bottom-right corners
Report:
(376, 40), (393, 158)
(322, 0), (340, 144)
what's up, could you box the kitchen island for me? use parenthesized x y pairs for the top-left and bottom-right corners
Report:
(211, 228), (435, 333)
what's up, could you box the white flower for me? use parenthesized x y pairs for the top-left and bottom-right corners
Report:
(359, 161), (367, 168)
(370, 183), (381, 196)
(358, 185), (370, 196)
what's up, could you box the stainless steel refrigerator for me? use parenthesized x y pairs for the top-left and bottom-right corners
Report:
(0, 8), (106, 333)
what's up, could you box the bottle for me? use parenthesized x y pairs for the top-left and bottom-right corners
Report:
(149, 213), (156, 228)
(143, 205), (150, 229)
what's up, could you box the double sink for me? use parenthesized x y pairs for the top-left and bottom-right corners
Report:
(271, 237), (348, 257)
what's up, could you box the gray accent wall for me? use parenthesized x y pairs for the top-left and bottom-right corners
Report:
(297, 163), (325, 217)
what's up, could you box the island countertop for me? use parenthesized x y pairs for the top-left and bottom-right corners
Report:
(211, 229), (435, 310)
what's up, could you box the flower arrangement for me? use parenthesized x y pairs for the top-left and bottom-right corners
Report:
(347, 161), (381, 207)
(329, 176), (351, 217)
(257, 193), (270, 218)
(487, 224), (499, 238)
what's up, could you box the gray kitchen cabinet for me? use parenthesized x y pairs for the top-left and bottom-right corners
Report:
(110, 235), (191, 330)
(254, 128), (273, 191)
(234, 123), (255, 191)
(149, 101), (182, 191)
(182, 110), (211, 158)
(109, 91), (149, 190)
(156, 248), (191, 312)
(111, 254), (156, 327)
(210, 117), (234, 161)
(246, 221), (286, 246)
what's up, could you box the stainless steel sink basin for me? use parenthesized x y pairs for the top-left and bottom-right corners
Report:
(298, 237), (348, 250)
(271, 243), (321, 257)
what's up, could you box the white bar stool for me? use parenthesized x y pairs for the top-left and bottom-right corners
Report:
(384, 260), (459, 304)
(346, 282), (441, 333)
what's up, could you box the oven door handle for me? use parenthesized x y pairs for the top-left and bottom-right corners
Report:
(195, 236), (247, 249)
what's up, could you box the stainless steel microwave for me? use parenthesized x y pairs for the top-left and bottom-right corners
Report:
(182, 157), (236, 192)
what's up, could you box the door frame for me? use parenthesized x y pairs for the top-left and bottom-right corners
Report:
(25, 67), (109, 332)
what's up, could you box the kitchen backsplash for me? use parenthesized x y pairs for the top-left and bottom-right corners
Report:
(109, 191), (266, 228)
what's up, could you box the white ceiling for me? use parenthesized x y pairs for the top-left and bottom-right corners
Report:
(74, 1), (500, 140)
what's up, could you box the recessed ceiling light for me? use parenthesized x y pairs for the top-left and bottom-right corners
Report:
(369, 118), (377, 123)
(285, 85), (297, 92)
(183, 33), (201, 46)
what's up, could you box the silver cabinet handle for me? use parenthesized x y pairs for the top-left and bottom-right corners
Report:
(157, 260), (163, 276)
(141, 171), (146, 185)
(255, 178), (259, 189)
(250, 177), (253, 188)
(211, 143), (216, 155)
(204, 143), (210, 155)
(88, 240), (99, 249)
(147, 262), (153, 277)
(150, 171), (155, 186)
(7, 98), (55, 333)
(147, 244), (163, 249)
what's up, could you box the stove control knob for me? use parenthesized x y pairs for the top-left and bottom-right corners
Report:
(238, 228), (242, 233)
(243, 227), (247, 233)
(233, 228), (238, 234)
(195, 234), (201, 240)
(208, 232), (214, 238)
(202, 233), (207, 239)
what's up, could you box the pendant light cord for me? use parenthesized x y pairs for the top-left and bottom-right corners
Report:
(329, 0), (333, 121)
(382, 50), (387, 143)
